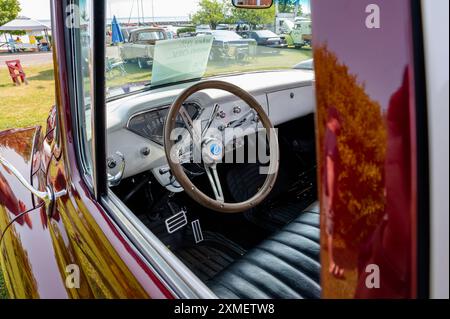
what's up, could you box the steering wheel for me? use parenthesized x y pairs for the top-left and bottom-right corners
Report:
(164, 80), (279, 213)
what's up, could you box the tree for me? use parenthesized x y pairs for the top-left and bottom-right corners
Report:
(278, 0), (303, 16)
(191, 0), (227, 30)
(230, 5), (276, 29)
(0, 0), (21, 32)
(192, 0), (277, 30)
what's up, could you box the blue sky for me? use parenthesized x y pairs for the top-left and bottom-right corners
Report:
(18, 0), (311, 21)
(19, 0), (201, 20)
(300, 0), (311, 13)
(19, 0), (51, 20)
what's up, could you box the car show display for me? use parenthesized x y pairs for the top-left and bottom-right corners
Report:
(0, 0), (448, 302)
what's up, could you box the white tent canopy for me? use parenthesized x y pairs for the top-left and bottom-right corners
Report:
(0, 16), (50, 32)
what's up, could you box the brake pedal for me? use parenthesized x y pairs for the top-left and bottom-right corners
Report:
(165, 210), (188, 234)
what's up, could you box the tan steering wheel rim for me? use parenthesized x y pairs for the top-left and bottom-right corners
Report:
(164, 80), (279, 213)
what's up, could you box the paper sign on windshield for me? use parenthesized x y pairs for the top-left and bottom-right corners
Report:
(151, 36), (213, 87)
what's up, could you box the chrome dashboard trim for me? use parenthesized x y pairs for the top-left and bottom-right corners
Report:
(125, 102), (202, 146)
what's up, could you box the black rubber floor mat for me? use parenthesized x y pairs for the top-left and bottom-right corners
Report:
(140, 210), (248, 282)
(175, 231), (247, 282)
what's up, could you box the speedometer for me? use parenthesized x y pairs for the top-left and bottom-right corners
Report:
(127, 103), (201, 145)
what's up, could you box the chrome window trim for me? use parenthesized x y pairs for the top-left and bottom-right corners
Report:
(66, 0), (95, 187)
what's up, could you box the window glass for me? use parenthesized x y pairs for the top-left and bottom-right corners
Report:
(104, 0), (313, 99)
(105, 0), (321, 300)
(137, 31), (166, 41)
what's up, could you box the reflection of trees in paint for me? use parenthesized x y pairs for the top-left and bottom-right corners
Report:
(314, 45), (387, 247)
(0, 208), (39, 298)
(0, 129), (34, 164)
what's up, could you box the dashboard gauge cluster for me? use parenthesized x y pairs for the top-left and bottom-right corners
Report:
(127, 102), (201, 145)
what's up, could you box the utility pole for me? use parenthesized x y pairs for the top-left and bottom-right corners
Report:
(152, 0), (155, 23)
(137, 0), (141, 25)
(141, 0), (145, 24)
(274, 0), (279, 32)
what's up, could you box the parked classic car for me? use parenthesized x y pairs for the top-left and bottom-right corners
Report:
(199, 30), (257, 61)
(0, 0), (448, 300)
(120, 27), (168, 69)
(243, 30), (288, 51)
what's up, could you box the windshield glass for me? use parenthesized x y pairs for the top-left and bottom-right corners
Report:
(137, 31), (166, 41)
(104, 0), (312, 99)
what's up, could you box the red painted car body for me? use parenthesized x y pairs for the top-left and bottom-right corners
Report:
(0, 1), (173, 299)
(0, 0), (447, 299)
(313, 0), (424, 298)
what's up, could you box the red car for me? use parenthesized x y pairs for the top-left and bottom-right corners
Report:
(0, 0), (448, 299)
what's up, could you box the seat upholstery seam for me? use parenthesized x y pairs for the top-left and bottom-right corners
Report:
(241, 257), (306, 298)
(253, 246), (321, 286)
(266, 237), (318, 261)
(272, 229), (320, 248)
(260, 239), (321, 269)
(225, 268), (275, 299)
(208, 280), (243, 299)
(291, 220), (320, 228)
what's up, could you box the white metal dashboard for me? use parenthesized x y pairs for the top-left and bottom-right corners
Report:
(106, 69), (315, 190)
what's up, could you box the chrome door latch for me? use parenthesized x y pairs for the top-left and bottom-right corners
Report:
(0, 155), (67, 218)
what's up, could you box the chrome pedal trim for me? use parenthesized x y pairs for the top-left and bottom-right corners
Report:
(192, 219), (204, 244)
(166, 211), (188, 234)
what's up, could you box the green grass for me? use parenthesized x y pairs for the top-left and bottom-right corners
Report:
(0, 64), (56, 298)
(0, 269), (7, 299)
(106, 47), (313, 93)
(206, 48), (312, 75)
(0, 48), (311, 132)
(0, 64), (55, 131)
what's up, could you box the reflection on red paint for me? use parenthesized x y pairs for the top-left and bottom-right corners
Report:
(356, 68), (413, 298)
(312, 0), (418, 298)
(0, 171), (27, 216)
(315, 45), (388, 298)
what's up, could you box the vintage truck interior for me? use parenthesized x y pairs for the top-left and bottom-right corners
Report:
(105, 68), (320, 298)
(0, 0), (446, 301)
(70, 0), (322, 299)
